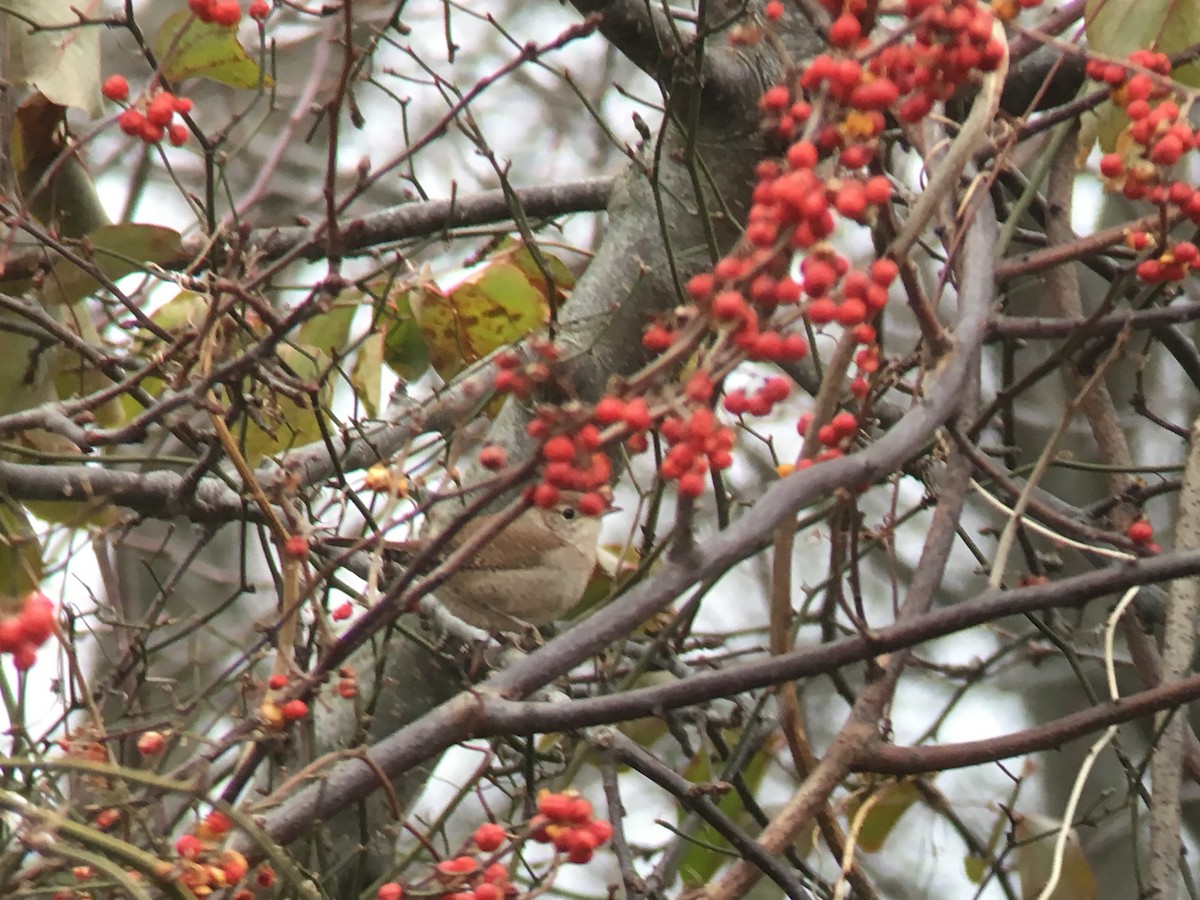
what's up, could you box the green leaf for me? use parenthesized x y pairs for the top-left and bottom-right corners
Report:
(237, 344), (331, 464)
(154, 9), (272, 89)
(2, 0), (104, 117)
(1085, 0), (1200, 88)
(350, 332), (383, 419)
(12, 95), (109, 238)
(678, 738), (773, 887)
(53, 306), (125, 429)
(41, 224), (184, 308)
(964, 855), (988, 884)
(496, 238), (576, 303)
(0, 493), (43, 616)
(297, 300), (357, 357)
(380, 288), (431, 381)
(846, 780), (920, 853)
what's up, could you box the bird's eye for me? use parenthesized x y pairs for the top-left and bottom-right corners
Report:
(560, 506), (577, 520)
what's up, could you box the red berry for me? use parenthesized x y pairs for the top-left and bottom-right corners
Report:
(760, 85), (790, 112)
(248, 0), (270, 19)
(828, 13), (862, 48)
(833, 180), (867, 219)
(781, 333), (808, 359)
(849, 78), (899, 111)
(209, 0), (242, 26)
(176, 834), (203, 859)
(0, 618), (22, 653)
(531, 482), (560, 508)
(576, 492), (607, 516)
(807, 297), (837, 324)
(137, 731), (166, 756)
(146, 93), (177, 126)
(594, 395), (625, 424)
(762, 376), (791, 402)
(282, 534), (309, 559)
(587, 819), (614, 844)
(803, 259), (838, 295)
(11, 643), (37, 671)
(677, 472), (705, 497)
(139, 120), (165, 143)
(102, 75), (129, 102)
(686, 371), (714, 402)
(835, 298), (867, 326)
(478, 444), (508, 470)
(281, 699), (308, 721)
(1097, 154), (1122, 180)
(686, 273), (714, 300)
(331, 601), (352, 621)
(786, 140), (818, 170)
(622, 397), (652, 431)
(117, 109), (144, 135)
(711, 290), (748, 322)
(567, 843), (595, 864)
(1136, 259), (1162, 282)
(377, 883), (404, 900)
(474, 822), (506, 852)
(167, 123), (189, 146)
(1174, 241), (1199, 265)
(642, 324), (673, 352)
(542, 435), (575, 463)
(267, 673), (288, 690)
(1128, 519), (1153, 543)
(18, 593), (55, 646)
(831, 411), (858, 438)
(765, 0), (784, 20)
(869, 258), (899, 287)
(1150, 134), (1184, 166)
(864, 175), (892, 205)
(436, 855), (479, 877)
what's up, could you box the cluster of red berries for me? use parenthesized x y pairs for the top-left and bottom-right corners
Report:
(171, 811), (268, 897)
(528, 789), (614, 865)
(258, 673), (309, 726)
(334, 664), (358, 698)
(860, 0), (1007, 124)
(493, 342), (560, 398)
(724, 375), (791, 418)
(798, 409), (861, 460)
(608, 0), (1030, 498)
(1089, 51), (1200, 283)
(680, 1), (1005, 473)
(0, 591), (56, 671)
(105, 78), (193, 147)
(526, 417), (611, 515)
(188, 0), (271, 25)
(491, 346), (612, 514)
(428, 854), (513, 900)
(375, 792), (611, 900)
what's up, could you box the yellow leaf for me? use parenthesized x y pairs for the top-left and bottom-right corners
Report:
(40, 224), (184, 308)
(410, 262), (547, 380)
(1013, 812), (1098, 900)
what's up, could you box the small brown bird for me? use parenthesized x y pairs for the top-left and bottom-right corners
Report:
(327, 498), (601, 632)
